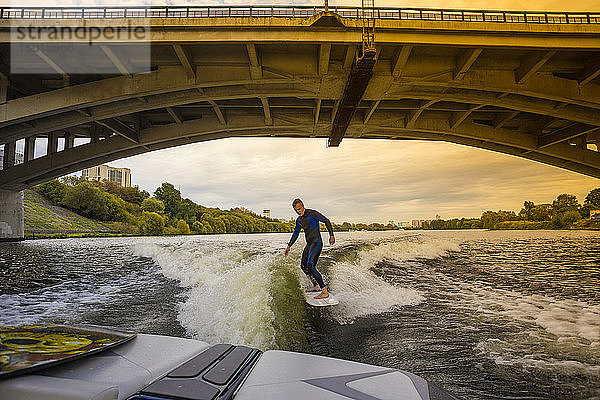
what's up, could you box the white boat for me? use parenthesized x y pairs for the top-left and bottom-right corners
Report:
(0, 328), (460, 400)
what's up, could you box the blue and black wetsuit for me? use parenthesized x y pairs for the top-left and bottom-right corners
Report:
(288, 209), (334, 288)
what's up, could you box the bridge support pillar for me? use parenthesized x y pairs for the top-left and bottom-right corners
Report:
(0, 189), (24, 242)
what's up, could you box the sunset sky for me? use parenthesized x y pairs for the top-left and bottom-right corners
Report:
(107, 138), (598, 223)
(11, 0), (600, 223)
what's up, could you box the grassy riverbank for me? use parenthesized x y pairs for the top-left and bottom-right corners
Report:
(24, 190), (119, 239)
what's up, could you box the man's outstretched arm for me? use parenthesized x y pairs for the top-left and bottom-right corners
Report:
(285, 221), (301, 255)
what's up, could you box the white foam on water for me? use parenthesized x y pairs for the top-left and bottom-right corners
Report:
(327, 235), (460, 324)
(443, 281), (600, 376)
(132, 240), (278, 349)
(476, 338), (600, 377)
(328, 262), (424, 324)
(455, 285), (600, 344)
(0, 281), (119, 325)
(357, 235), (462, 265)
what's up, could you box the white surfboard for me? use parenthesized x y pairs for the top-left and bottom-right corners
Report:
(303, 290), (339, 307)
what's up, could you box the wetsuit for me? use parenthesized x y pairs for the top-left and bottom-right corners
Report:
(288, 209), (334, 288)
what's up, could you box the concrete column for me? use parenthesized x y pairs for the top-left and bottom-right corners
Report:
(24, 136), (36, 162)
(47, 132), (58, 155)
(64, 132), (75, 149)
(3, 141), (16, 169)
(90, 123), (100, 143)
(575, 134), (587, 149)
(0, 189), (24, 241)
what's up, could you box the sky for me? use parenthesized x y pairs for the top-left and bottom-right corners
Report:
(105, 138), (598, 223)
(8, 0), (600, 223)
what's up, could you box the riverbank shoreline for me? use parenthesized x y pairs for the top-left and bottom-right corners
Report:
(19, 226), (600, 241)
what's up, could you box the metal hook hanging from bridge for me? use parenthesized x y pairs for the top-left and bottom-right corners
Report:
(328, 0), (378, 147)
(360, 0), (376, 59)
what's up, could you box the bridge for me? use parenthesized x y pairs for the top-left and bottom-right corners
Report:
(0, 5), (599, 240)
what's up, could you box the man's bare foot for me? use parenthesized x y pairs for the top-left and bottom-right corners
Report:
(314, 288), (329, 299)
(305, 286), (320, 293)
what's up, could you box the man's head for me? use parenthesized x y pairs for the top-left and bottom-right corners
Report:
(292, 198), (305, 216)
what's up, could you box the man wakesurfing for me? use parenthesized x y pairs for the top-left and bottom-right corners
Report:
(284, 198), (335, 299)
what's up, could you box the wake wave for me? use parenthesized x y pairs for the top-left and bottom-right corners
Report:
(133, 234), (460, 344)
(326, 234), (459, 323)
(133, 240), (284, 350)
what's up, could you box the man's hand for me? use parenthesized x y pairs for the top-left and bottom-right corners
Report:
(329, 236), (335, 245)
(284, 245), (290, 256)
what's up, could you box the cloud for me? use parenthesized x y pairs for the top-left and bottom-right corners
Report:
(108, 138), (599, 223)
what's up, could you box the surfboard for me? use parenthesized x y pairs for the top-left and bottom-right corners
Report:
(0, 324), (136, 379)
(303, 290), (339, 307)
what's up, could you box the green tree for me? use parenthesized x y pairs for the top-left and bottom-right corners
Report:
(202, 221), (213, 234)
(176, 219), (190, 234)
(551, 210), (582, 229)
(61, 181), (109, 220)
(141, 198), (165, 214)
(480, 211), (500, 229)
(471, 219), (483, 229)
(139, 212), (165, 235)
(497, 210), (518, 221)
(33, 179), (67, 205)
(212, 217), (227, 234)
(104, 193), (129, 222)
(200, 213), (216, 230)
(531, 204), (552, 221)
(560, 210), (582, 227)
(94, 180), (150, 205)
(552, 194), (580, 216)
(154, 183), (182, 216)
(519, 201), (535, 221)
(176, 198), (198, 224)
(550, 194), (582, 228)
(582, 188), (600, 218)
(191, 221), (204, 233)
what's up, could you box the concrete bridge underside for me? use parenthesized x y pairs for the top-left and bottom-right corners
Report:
(0, 11), (599, 238)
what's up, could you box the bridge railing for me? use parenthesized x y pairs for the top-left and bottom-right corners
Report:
(0, 6), (598, 24)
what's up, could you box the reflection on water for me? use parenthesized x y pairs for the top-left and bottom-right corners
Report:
(0, 230), (599, 400)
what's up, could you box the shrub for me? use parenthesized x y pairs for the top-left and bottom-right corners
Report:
(551, 210), (582, 229)
(495, 221), (550, 230)
(61, 181), (109, 220)
(141, 198), (165, 214)
(33, 179), (67, 205)
(191, 221), (203, 233)
(177, 219), (190, 234)
(104, 193), (130, 222)
(138, 212), (164, 236)
(163, 226), (180, 235)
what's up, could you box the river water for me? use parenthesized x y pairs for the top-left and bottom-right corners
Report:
(0, 230), (598, 399)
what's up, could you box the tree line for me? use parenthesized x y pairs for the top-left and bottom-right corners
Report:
(422, 189), (600, 230)
(34, 177), (598, 234)
(33, 178), (400, 236)
(33, 178), (292, 235)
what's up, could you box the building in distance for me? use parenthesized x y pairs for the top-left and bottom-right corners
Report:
(263, 209), (271, 218)
(82, 165), (131, 187)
